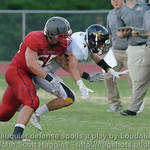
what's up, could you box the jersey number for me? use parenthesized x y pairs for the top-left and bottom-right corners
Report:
(38, 55), (57, 67)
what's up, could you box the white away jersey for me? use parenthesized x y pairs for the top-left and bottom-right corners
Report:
(66, 32), (89, 61)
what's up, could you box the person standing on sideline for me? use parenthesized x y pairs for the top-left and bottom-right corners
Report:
(117, 0), (149, 116)
(105, 0), (132, 112)
(121, 7), (150, 116)
(0, 16), (73, 140)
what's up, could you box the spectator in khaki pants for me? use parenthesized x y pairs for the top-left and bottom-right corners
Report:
(105, 0), (132, 112)
(117, 0), (149, 116)
(121, 6), (150, 116)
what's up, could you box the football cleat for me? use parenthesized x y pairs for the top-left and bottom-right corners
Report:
(107, 105), (122, 112)
(30, 112), (42, 131)
(120, 110), (136, 116)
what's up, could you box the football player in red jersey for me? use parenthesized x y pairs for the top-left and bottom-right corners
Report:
(0, 16), (73, 140)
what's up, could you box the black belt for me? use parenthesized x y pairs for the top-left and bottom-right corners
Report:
(113, 48), (127, 50)
(131, 42), (146, 46)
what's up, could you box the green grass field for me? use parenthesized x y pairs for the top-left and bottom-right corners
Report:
(1, 75), (150, 150)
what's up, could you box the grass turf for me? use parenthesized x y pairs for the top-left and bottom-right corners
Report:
(0, 75), (150, 150)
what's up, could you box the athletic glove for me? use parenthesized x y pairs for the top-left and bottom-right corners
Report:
(108, 69), (129, 81)
(88, 72), (104, 82)
(45, 74), (61, 95)
(108, 68), (120, 81)
(77, 80), (94, 99)
(117, 69), (128, 76)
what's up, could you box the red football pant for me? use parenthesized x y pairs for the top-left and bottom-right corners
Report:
(0, 66), (39, 121)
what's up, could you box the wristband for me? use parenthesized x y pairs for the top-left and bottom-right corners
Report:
(45, 74), (53, 82)
(97, 59), (111, 72)
(81, 72), (90, 80)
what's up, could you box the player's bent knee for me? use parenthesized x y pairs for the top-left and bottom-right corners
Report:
(0, 111), (14, 121)
(24, 96), (40, 111)
(65, 97), (75, 104)
(0, 104), (19, 121)
(65, 90), (76, 104)
(66, 89), (75, 103)
(31, 99), (39, 110)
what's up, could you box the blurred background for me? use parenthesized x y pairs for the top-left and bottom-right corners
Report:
(0, 0), (112, 61)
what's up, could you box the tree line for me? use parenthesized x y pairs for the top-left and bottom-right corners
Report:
(0, 0), (112, 10)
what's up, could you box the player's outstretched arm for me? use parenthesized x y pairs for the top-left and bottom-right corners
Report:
(91, 53), (120, 78)
(56, 54), (93, 99)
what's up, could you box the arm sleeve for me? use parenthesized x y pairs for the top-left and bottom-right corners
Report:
(97, 59), (111, 72)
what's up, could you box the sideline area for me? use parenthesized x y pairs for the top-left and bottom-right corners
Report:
(0, 63), (126, 78)
(0, 63), (101, 76)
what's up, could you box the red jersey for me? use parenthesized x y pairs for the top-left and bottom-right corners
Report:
(10, 31), (66, 74)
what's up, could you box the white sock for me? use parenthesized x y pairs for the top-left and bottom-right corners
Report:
(15, 124), (25, 129)
(36, 104), (49, 115)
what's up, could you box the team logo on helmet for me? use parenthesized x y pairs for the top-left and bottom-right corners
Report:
(85, 24), (109, 54)
(93, 30), (103, 40)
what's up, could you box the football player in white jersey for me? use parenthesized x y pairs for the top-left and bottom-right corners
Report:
(30, 24), (122, 131)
